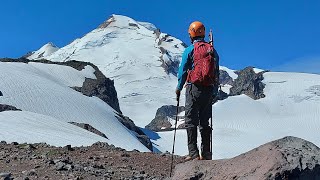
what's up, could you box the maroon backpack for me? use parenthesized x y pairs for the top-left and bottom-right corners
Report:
(187, 42), (217, 86)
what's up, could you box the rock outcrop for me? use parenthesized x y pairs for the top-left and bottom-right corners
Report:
(219, 70), (234, 86)
(145, 105), (185, 131)
(0, 104), (21, 112)
(70, 61), (121, 113)
(115, 113), (153, 151)
(229, 66), (267, 100)
(68, 122), (108, 139)
(172, 136), (320, 180)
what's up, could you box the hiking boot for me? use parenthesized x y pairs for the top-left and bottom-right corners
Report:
(184, 155), (200, 162)
(200, 153), (212, 160)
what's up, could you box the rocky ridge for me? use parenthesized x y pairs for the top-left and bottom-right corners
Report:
(0, 141), (184, 180)
(172, 136), (320, 180)
(0, 104), (21, 112)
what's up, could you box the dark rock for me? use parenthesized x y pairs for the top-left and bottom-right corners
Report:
(27, 169), (36, 176)
(120, 153), (130, 157)
(216, 89), (228, 101)
(0, 173), (11, 178)
(229, 66), (267, 100)
(181, 42), (188, 48)
(128, 23), (140, 29)
(0, 91), (3, 96)
(145, 105), (185, 131)
(146, 116), (173, 131)
(70, 60), (121, 113)
(115, 113), (152, 151)
(11, 142), (19, 145)
(69, 122), (108, 139)
(219, 70), (234, 86)
(63, 145), (74, 151)
(0, 104), (21, 112)
(173, 136), (320, 180)
(92, 164), (104, 169)
(136, 134), (153, 151)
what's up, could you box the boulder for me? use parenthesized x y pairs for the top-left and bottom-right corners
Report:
(229, 66), (267, 100)
(172, 136), (320, 180)
(145, 105), (185, 131)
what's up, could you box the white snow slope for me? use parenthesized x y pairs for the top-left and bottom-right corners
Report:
(150, 72), (320, 159)
(0, 61), (149, 151)
(28, 14), (186, 127)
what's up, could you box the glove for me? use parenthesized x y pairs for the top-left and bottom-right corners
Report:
(175, 89), (181, 101)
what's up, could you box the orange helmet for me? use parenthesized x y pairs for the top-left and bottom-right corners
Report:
(188, 21), (205, 38)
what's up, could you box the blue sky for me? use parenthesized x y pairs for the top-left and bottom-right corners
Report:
(1, 0), (320, 72)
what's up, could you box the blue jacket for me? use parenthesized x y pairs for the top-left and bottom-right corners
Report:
(177, 40), (220, 91)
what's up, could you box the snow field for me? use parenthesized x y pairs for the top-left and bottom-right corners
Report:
(0, 62), (149, 151)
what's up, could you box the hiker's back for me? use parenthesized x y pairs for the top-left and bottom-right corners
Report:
(187, 41), (217, 86)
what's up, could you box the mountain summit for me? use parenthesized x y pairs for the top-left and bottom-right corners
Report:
(27, 14), (186, 126)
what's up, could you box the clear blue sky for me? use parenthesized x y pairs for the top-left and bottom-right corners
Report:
(1, 0), (320, 72)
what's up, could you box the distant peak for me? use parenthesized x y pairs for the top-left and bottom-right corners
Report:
(26, 42), (59, 60)
(43, 42), (58, 48)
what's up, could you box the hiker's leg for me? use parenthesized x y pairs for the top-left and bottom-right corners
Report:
(185, 84), (200, 158)
(199, 87), (213, 159)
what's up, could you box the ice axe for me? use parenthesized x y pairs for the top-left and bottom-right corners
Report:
(170, 94), (180, 177)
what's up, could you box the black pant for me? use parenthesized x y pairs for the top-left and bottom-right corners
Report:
(185, 84), (213, 158)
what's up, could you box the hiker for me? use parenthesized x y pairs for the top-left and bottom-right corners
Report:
(176, 21), (219, 161)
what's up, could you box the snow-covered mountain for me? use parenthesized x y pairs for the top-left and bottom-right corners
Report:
(25, 42), (59, 59)
(0, 60), (149, 152)
(23, 14), (320, 159)
(27, 14), (186, 127)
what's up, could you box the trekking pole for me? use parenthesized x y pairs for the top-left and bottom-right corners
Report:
(210, 106), (213, 159)
(170, 95), (180, 177)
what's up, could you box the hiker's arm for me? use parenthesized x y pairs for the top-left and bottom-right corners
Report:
(177, 46), (193, 91)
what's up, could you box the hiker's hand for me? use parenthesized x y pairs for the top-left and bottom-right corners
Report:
(175, 89), (181, 101)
